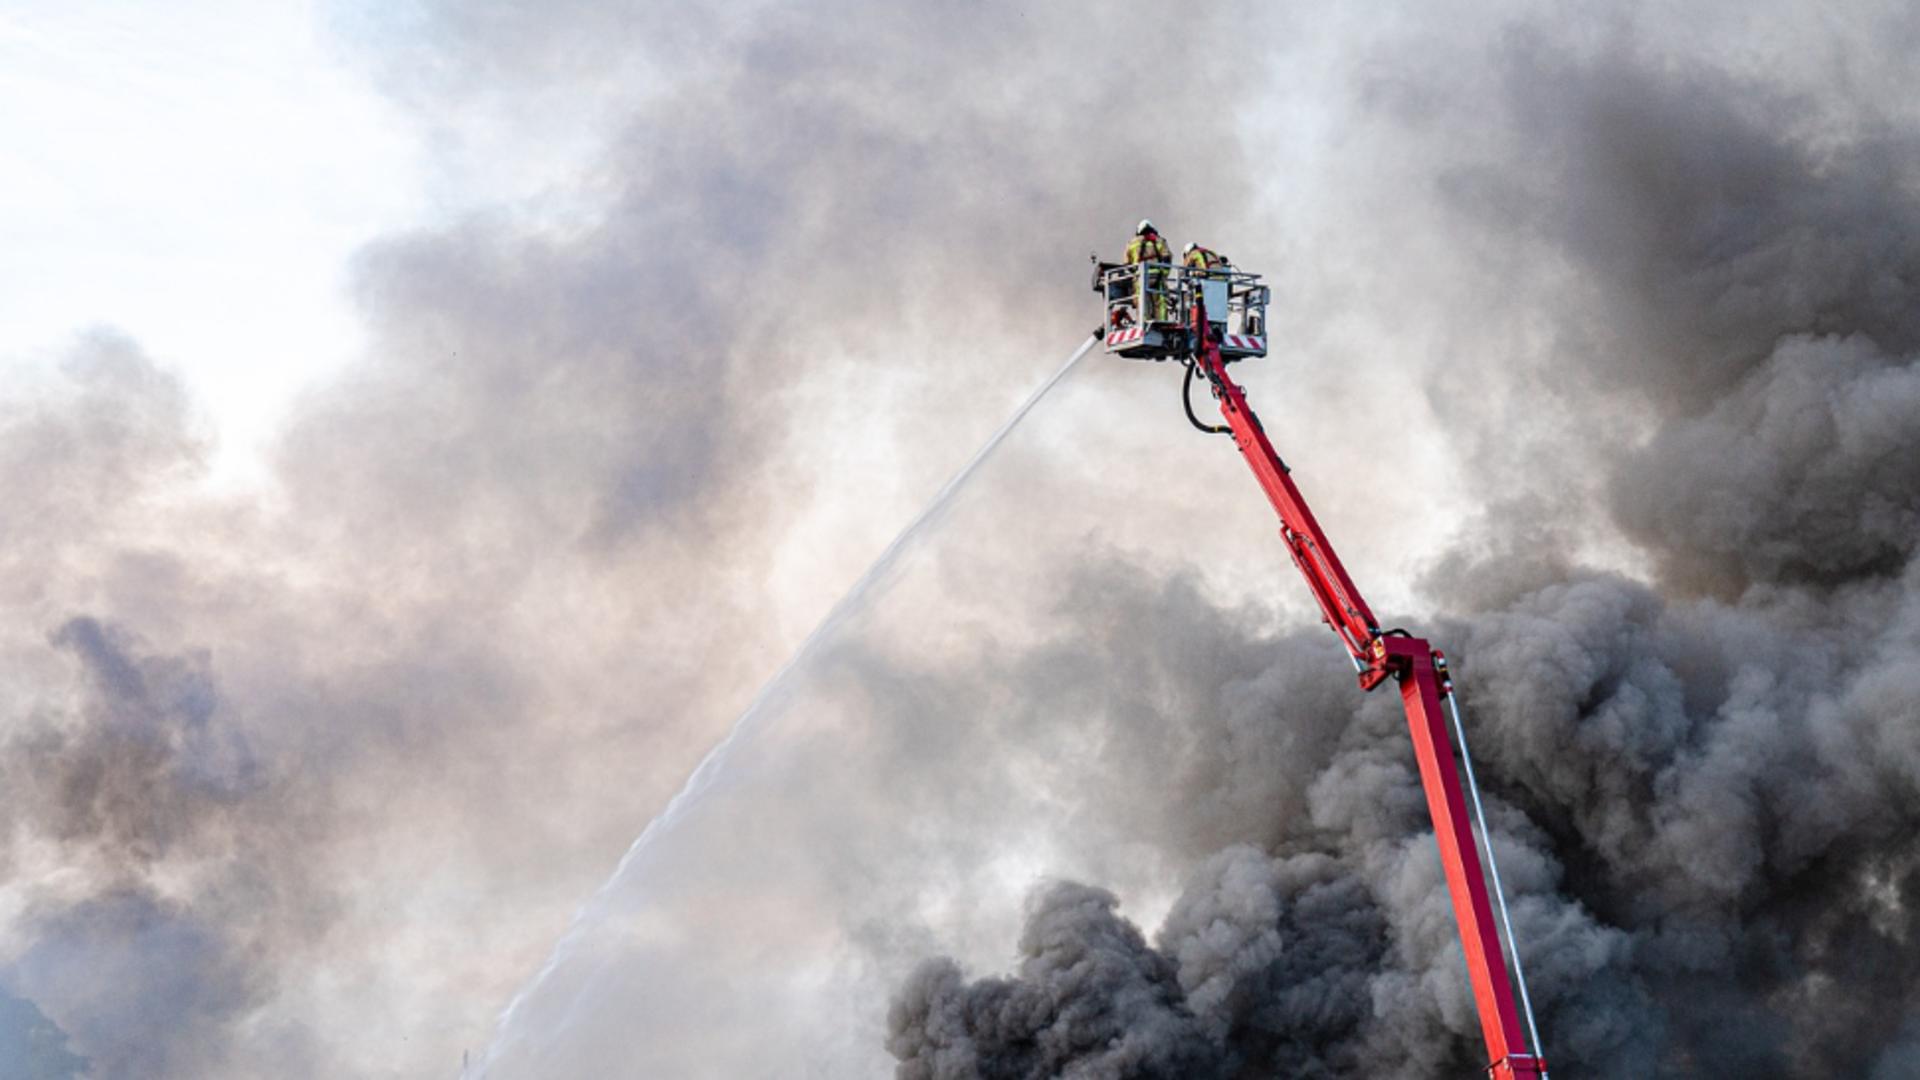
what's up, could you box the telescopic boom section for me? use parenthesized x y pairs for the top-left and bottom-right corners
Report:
(1185, 298), (1546, 1080)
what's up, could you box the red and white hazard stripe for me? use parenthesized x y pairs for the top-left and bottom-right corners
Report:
(1108, 326), (1145, 346)
(1222, 334), (1265, 352)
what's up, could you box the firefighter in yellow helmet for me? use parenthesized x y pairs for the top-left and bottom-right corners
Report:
(1184, 242), (1233, 340)
(1124, 219), (1173, 322)
(1183, 242), (1229, 273)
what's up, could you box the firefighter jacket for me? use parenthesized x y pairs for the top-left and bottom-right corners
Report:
(1125, 233), (1172, 264)
(1184, 246), (1229, 271)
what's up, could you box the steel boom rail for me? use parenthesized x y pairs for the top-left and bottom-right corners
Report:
(1186, 301), (1546, 1080)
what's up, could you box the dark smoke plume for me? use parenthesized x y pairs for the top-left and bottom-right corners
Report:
(885, 19), (1920, 1080)
(889, 882), (1221, 1080)
(7, 2), (1920, 1077)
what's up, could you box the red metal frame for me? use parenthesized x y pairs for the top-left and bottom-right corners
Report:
(1186, 299), (1545, 1079)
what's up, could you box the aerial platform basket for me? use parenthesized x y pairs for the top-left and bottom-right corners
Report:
(1091, 257), (1269, 361)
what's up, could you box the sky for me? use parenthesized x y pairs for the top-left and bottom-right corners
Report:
(0, 0), (616, 490)
(0, 3), (421, 487)
(3, 2), (1920, 1079)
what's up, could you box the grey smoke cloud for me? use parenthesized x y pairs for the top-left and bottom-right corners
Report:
(889, 882), (1220, 1080)
(883, 14), (1920, 1080)
(4, 1), (1919, 1078)
(24, 617), (259, 860)
(2, 1), (1289, 1074)
(1611, 335), (1920, 591)
(0, 604), (337, 1077)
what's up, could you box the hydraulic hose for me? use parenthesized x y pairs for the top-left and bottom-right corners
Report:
(1183, 359), (1232, 435)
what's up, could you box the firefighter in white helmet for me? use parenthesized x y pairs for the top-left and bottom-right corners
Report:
(1183, 241), (1229, 272)
(1124, 220), (1173, 322)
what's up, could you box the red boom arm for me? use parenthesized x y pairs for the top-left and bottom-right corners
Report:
(1187, 301), (1545, 1080)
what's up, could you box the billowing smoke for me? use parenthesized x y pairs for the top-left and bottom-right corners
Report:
(884, 21), (1920, 1080)
(4, 1), (1919, 1078)
(0, 2), (1282, 1074)
(889, 852), (1391, 1080)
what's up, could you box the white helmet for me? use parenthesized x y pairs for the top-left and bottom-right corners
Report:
(1183, 242), (1198, 255)
(1136, 218), (1156, 236)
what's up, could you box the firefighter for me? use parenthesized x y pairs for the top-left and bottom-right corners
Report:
(1185, 242), (1236, 340)
(1183, 242), (1229, 272)
(1124, 219), (1173, 322)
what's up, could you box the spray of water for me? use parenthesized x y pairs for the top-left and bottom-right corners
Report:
(474, 335), (1098, 1071)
